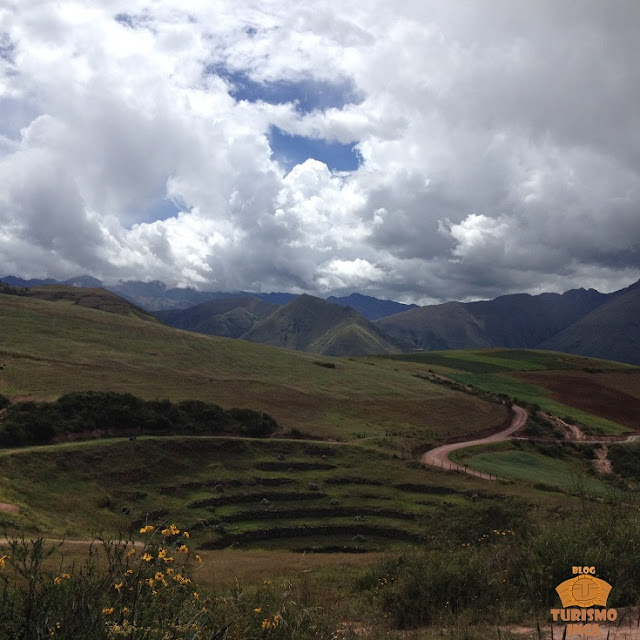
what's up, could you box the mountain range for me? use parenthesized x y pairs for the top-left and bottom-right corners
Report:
(2, 274), (639, 364)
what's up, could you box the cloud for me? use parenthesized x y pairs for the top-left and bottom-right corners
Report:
(0, 0), (639, 302)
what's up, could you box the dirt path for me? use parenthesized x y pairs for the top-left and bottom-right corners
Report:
(0, 502), (19, 513)
(421, 405), (528, 480)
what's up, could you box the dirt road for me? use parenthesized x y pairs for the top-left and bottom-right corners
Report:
(421, 405), (528, 480)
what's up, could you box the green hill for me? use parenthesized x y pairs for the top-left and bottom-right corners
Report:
(242, 294), (401, 356)
(0, 282), (158, 323)
(0, 292), (506, 441)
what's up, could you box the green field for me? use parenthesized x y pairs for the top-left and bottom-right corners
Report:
(450, 441), (608, 494)
(385, 348), (637, 435)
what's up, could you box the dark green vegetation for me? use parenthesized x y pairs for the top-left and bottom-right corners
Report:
(0, 391), (277, 446)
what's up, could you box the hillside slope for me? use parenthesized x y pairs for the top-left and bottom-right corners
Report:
(0, 293), (507, 441)
(241, 294), (401, 356)
(539, 282), (640, 364)
(0, 282), (158, 323)
(155, 296), (279, 338)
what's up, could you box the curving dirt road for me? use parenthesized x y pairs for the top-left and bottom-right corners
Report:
(421, 405), (528, 480)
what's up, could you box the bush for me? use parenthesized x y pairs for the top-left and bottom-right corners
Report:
(0, 393), (279, 446)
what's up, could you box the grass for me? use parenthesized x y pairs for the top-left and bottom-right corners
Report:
(451, 441), (609, 495)
(385, 348), (636, 435)
(0, 294), (507, 442)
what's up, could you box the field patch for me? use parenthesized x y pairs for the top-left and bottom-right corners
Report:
(515, 370), (640, 430)
(451, 441), (608, 495)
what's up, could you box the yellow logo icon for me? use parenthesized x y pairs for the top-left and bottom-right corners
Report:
(556, 575), (612, 608)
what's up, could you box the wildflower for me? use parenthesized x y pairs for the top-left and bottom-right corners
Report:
(127, 548), (136, 558)
(262, 619), (272, 629)
(193, 591), (199, 600)
(157, 547), (167, 558)
(146, 578), (155, 588)
(54, 577), (61, 585)
(179, 544), (189, 554)
(263, 579), (271, 585)
(102, 607), (114, 616)
(114, 582), (124, 591)
(273, 614), (281, 626)
(163, 556), (174, 563)
(61, 573), (70, 580)
(125, 569), (133, 576)
(122, 607), (129, 615)
(154, 571), (164, 581)
(0, 555), (8, 569)
(183, 531), (190, 539)
(166, 568), (174, 575)
(195, 554), (203, 564)
(142, 553), (153, 562)
(139, 525), (154, 534)
(254, 608), (262, 613)
(161, 524), (181, 536)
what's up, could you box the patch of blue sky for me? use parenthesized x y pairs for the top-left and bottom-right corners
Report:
(206, 65), (362, 115)
(269, 126), (361, 173)
(137, 197), (182, 226)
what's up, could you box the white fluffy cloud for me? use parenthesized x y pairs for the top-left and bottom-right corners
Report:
(1, 0), (639, 301)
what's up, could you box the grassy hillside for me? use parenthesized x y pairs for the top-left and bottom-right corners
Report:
(0, 282), (158, 323)
(242, 294), (401, 356)
(385, 348), (638, 435)
(0, 293), (507, 441)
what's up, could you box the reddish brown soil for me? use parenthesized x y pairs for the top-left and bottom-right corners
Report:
(515, 370), (640, 429)
(0, 503), (19, 513)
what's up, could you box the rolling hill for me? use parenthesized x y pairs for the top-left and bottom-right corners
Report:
(0, 291), (507, 441)
(241, 294), (401, 356)
(0, 281), (158, 323)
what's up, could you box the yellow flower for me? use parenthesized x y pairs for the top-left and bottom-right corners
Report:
(142, 553), (153, 562)
(125, 569), (133, 576)
(157, 548), (167, 558)
(102, 607), (114, 616)
(114, 582), (124, 591)
(273, 614), (281, 626)
(139, 525), (153, 534)
(195, 554), (203, 564)
(154, 572), (164, 581)
(0, 555), (8, 569)
(179, 545), (189, 554)
(54, 576), (61, 585)
(193, 591), (199, 600)
(122, 607), (129, 615)
(163, 556), (174, 563)
(262, 619), (271, 629)
(127, 548), (136, 558)
(146, 578), (155, 588)
(166, 568), (174, 575)
(254, 608), (262, 613)
(183, 531), (190, 539)
(61, 573), (70, 580)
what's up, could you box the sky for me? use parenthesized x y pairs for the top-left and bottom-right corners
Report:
(1, 1), (639, 304)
